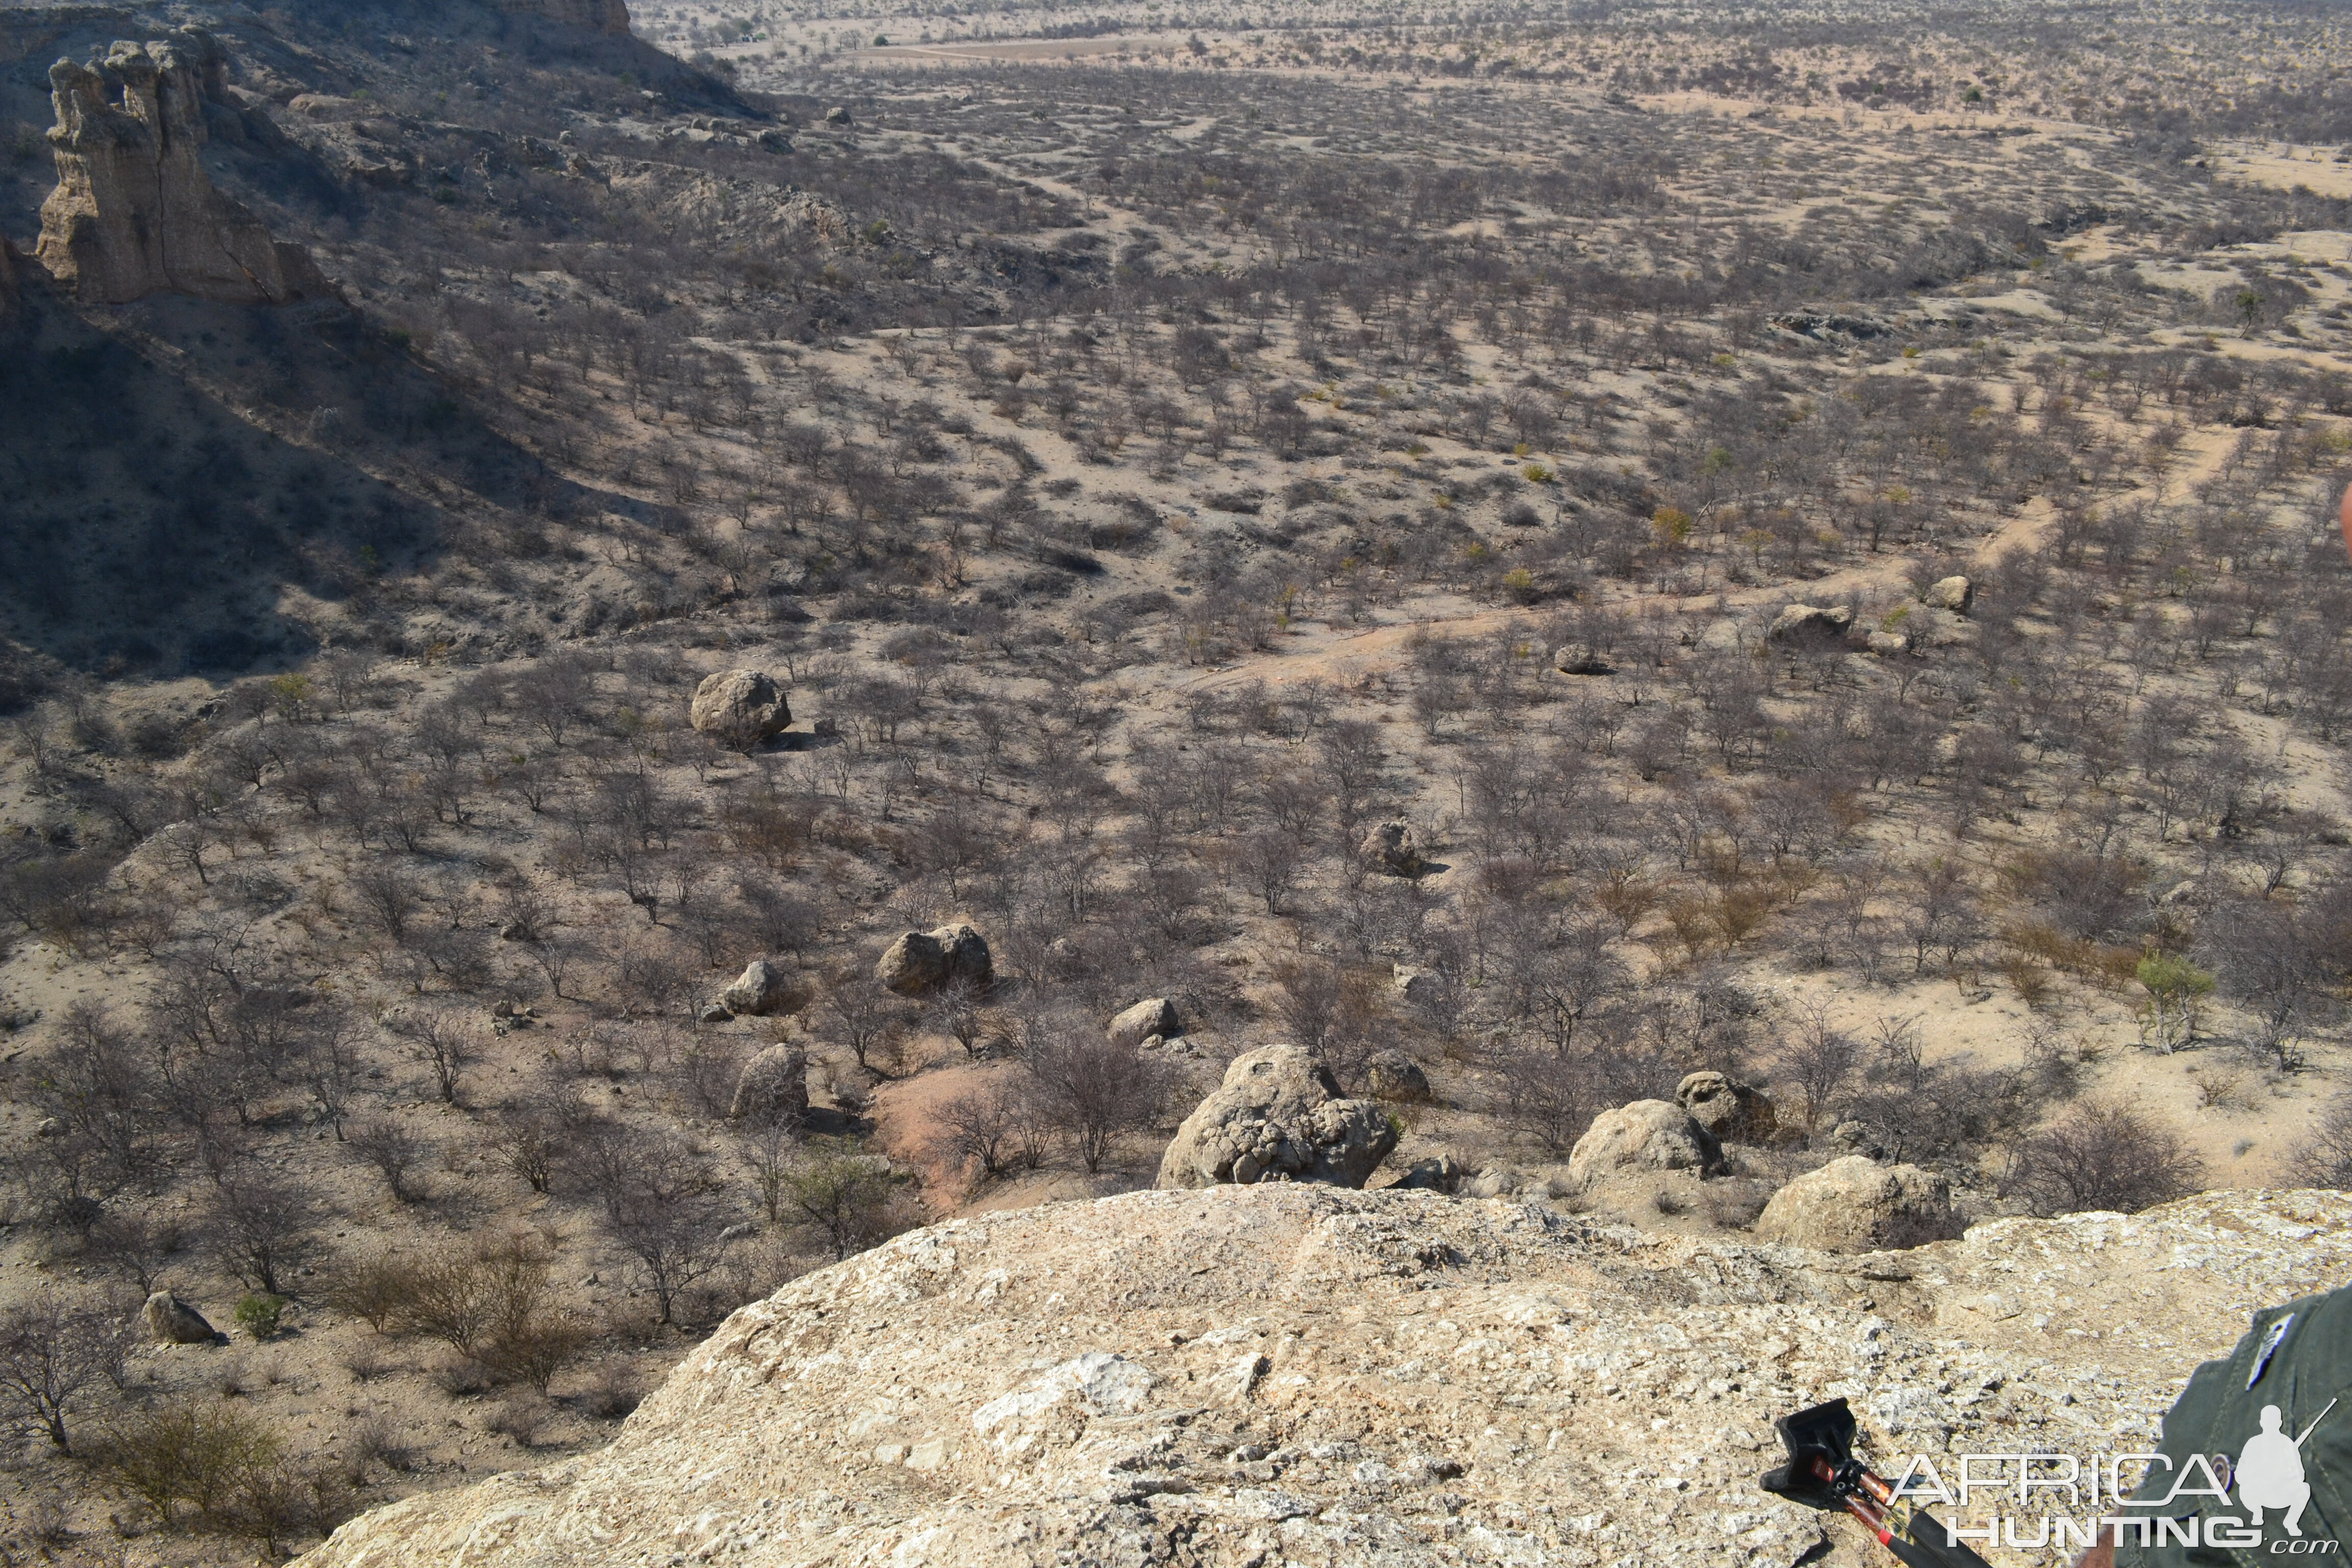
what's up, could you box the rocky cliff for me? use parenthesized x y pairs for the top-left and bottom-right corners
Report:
(499, 0), (633, 34)
(35, 33), (328, 305)
(301, 1186), (2352, 1568)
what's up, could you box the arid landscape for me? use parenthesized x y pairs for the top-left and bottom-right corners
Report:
(2, 0), (2351, 1561)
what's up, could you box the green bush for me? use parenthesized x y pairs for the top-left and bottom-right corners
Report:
(233, 1293), (287, 1340)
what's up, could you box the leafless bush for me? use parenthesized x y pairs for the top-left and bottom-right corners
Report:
(388, 1006), (478, 1105)
(202, 1174), (317, 1296)
(349, 1415), (413, 1474)
(83, 1208), (181, 1294)
(346, 1116), (428, 1203)
(576, 1360), (642, 1420)
(2284, 1091), (2352, 1188)
(926, 1075), (1050, 1188)
(1019, 1019), (1167, 1174)
(485, 1392), (552, 1448)
(0, 1286), (126, 1452)
(2003, 1101), (2206, 1216)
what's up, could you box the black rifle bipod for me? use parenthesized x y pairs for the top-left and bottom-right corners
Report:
(1760, 1399), (1993, 1568)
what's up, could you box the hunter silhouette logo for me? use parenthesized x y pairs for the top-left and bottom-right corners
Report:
(2239, 1399), (2338, 1538)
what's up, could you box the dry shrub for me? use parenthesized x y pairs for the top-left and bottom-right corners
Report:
(332, 1235), (594, 1393)
(93, 1396), (350, 1544)
(2285, 1091), (2352, 1188)
(2003, 1101), (2205, 1217)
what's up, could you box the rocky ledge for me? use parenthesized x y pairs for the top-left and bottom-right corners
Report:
(301, 1186), (2352, 1567)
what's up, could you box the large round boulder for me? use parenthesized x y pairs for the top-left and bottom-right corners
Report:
(876, 923), (993, 996)
(1357, 820), (1427, 876)
(1363, 1048), (1431, 1104)
(1156, 1044), (1398, 1190)
(1107, 997), (1179, 1049)
(1675, 1071), (1778, 1145)
(721, 958), (800, 1018)
(1755, 1156), (1956, 1253)
(690, 669), (793, 750)
(1566, 1099), (1727, 1186)
(729, 1043), (810, 1125)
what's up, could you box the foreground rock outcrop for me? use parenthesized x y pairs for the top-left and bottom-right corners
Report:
(1156, 1043), (1398, 1189)
(303, 1186), (2352, 1568)
(37, 35), (329, 305)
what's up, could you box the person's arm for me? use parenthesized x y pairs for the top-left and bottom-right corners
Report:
(2074, 1540), (2115, 1568)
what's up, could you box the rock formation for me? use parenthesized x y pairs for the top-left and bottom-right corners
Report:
(688, 669), (791, 750)
(302, 1186), (2352, 1568)
(142, 1289), (217, 1344)
(499, 0), (635, 33)
(1363, 1047), (1431, 1103)
(1674, 1069), (1777, 1145)
(1107, 997), (1179, 1048)
(1756, 1155), (1957, 1253)
(1767, 602), (1853, 642)
(36, 34), (329, 305)
(1565, 1098), (1727, 1185)
(718, 957), (797, 1017)
(876, 923), (992, 996)
(1357, 819), (1427, 875)
(1925, 574), (1973, 612)
(1156, 1043), (1398, 1189)
(728, 1042), (808, 1125)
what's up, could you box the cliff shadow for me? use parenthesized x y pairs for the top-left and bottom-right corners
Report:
(0, 284), (659, 687)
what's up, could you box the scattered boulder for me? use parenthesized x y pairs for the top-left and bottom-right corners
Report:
(143, 1290), (217, 1345)
(1767, 603), (1853, 643)
(824, 106), (853, 125)
(1363, 1048), (1431, 1104)
(1755, 1155), (1956, 1253)
(1675, 1071), (1777, 1145)
(1156, 1044), (1398, 1190)
(698, 1002), (732, 1024)
(37, 36), (330, 305)
(1383, 1155), (1465, 1192)
(1357, 820), (1427, 876)
(1390, 963), (1444, 1005)
(689, 669), (792, 750)
(1830, 1119), (1887, 1159)
(1552, 647), (1617, 676)
(877, 923), (993, 996)
(729, 1043), (810, 1125)
(1865, 630), (1909, 656)
(720, 958), (799, 1018)
(1925, 575), (1973, 613)
(1566, 1099), (1727, 1186)
(1107, 997), (1179, 1049)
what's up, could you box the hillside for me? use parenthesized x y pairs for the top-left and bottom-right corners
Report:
(302, 1183), (2352, 1567)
